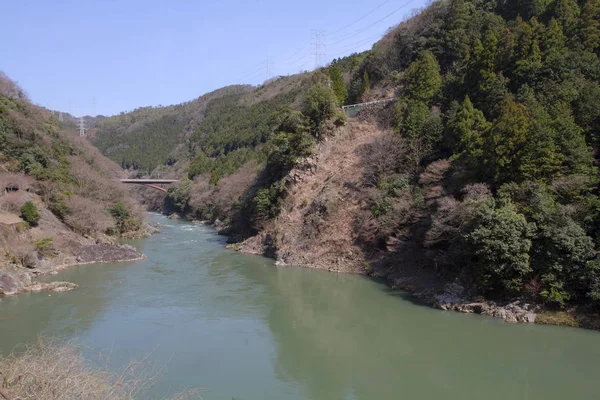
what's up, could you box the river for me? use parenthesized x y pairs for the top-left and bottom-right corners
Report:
(1, 213), (600, 399)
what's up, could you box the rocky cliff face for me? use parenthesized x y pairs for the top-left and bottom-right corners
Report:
(238, 121), (381, 273)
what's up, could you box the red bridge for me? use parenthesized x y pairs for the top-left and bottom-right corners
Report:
(120, 179), (178, 193)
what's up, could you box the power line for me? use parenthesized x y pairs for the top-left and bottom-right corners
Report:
(234, 64), (267, 82)
(265, 57), (272, 80)
(329, 33), (383, 55)
(328, 0), (394, 36)
(272, 1), (405, 75)
(328, 0), (421, 45)
(239, 66), (269, 83)
(280, 42), (311, 65)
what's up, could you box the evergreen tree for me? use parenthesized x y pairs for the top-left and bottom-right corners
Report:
(328, 66), (348, 106)
(445, 0), (471, 63)
(20, 201), (40, 227)
(542, 18), (566, 56)
(464, 201), (533, 294)
(398, 100), (430, 139)
(580, 0), (600, 52)
(448, 96), (490, 168)
(361, 70), (370, 98)
(516, 86), (563, 181)
(554, 0), (581, 38)
(484, 96), (531, 183)
(403, 51), (442, 103)
(514, 40), (542, 85)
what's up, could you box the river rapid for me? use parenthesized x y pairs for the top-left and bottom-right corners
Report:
(1, 213), (600, 399)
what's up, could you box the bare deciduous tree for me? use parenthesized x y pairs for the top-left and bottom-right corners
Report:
(361, 133), (408, 186)
(0, 71), (29, 101)
(64, 195), (112, 236)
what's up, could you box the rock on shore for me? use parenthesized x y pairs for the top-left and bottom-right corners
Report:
(0, 243), (143, 298)
(24, 281), (79, 293)
(71, 243), (143, 265)
(416, 282), (538, 323)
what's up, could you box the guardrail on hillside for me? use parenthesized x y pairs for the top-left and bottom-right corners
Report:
(342, 98), (396, 117)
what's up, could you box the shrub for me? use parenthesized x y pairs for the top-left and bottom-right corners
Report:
(463, 201), (533, 294)
(166, 179), (192, 213)
(33, 237), (52, 251)
(303, 83), (339, 138)
(20, 201), (40, 227)
(48, 194), (69, 220)
(1, 236), (37, 268)
(108, 201), (142, 234)
(0, 337), (200, 399)
(253, 180), (287, 221)
(362, 133), (408, 186)
(33, 237), (54, 257)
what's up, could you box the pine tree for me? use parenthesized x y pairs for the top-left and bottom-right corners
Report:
(485, 96), (531, 182)
(516, 86), (564, 181)
(329, 66), (348, 106)
(542, 18), (566, 56)
(448, 96), (491, 169)
(514, 40), (542, 86)
(514, 16), (534, 61)
(580, 0), (600, 52)
(554, 0), (581, 37)
(445, 0), (471, 63)
(481, 29), (498, 73)
(399, 100), (430, 139)
(403, 51), (442, 103)
(361, 70), (370, 99)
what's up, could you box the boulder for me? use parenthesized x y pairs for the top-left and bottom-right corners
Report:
(25, 281), (78, 293)
(0, 265), (32, 296)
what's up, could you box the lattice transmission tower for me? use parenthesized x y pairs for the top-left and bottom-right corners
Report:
(311, 30), (327, 69)
(79, 117), (86, 137)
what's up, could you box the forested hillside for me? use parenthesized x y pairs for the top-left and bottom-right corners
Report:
(233, 0), (600, 313)
(335, 0), (600, 310)
(92, 85), (253, 172)
(92, 75), (315, 175)
(87, 0), (600, 316)
(0, 72), (145, 275)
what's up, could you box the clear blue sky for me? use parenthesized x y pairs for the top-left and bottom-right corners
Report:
(1, 0), (427, 117)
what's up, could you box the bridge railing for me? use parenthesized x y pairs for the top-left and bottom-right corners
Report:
(120, 179), (179, 184)
(342, 98), (396, 117)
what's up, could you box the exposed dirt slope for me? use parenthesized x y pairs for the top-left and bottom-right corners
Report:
(240, 121), (382, 273)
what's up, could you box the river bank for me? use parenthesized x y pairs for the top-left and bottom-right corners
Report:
(158, 211), (600, 331)
(2, 213), (600, 400)
(0, 243), (145, 297)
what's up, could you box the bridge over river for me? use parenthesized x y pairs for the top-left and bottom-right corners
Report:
(120, 179), (178, 193)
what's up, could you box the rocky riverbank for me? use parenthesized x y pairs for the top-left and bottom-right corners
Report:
(0, 243), (143, 298)
(413, 282), (538, 323)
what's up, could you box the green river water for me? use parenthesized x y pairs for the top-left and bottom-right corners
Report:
(1, 213), (600, 399)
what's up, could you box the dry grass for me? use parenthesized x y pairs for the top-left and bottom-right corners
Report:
(536, 310), (600, 330)
(0, 337), (201, 400)
(0, 192), (26, 214)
